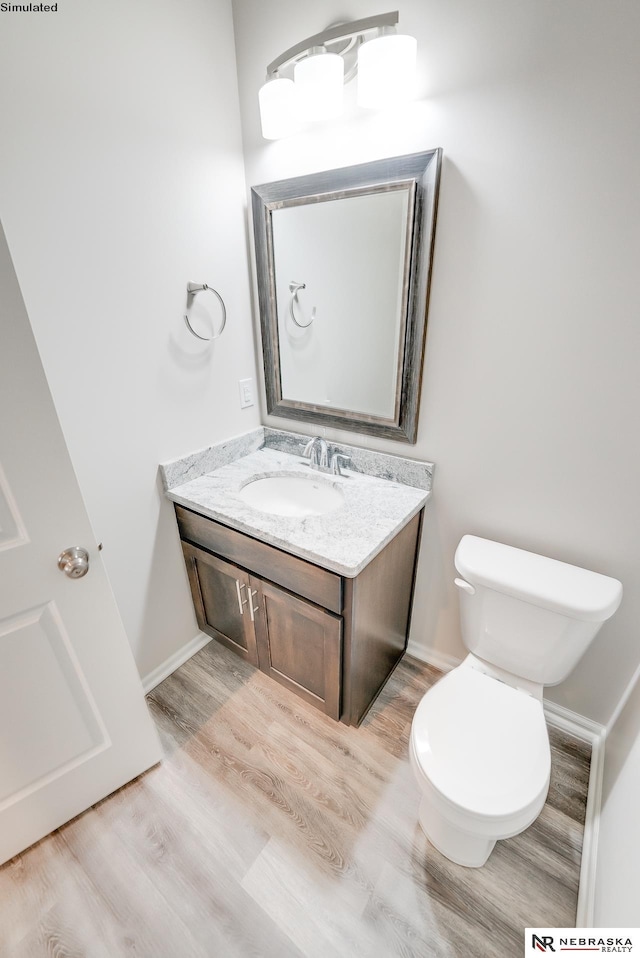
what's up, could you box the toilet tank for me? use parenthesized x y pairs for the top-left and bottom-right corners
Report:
(454, 536), (622, 686)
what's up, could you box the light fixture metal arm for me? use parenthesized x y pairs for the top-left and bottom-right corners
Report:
(266, 10), (399, 78)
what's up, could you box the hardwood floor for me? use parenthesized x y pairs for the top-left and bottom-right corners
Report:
(0, 643), (591, 958)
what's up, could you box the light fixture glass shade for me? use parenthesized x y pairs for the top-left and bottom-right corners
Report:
(258, 76), (297, 140)
(294, 50), (344, 122)
(357, 33), (417, 109)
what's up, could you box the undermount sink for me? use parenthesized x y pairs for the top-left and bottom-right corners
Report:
(238, 474), (345, 517)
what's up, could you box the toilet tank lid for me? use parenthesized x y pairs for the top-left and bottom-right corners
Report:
(454, 536), (622, 622)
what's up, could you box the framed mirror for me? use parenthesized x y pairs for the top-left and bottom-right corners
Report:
(251, 150), (442, 443)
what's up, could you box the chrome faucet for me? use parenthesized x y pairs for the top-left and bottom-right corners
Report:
(303, 437), (351, 476)
(303, 437), (329, 472)
(330, 453), (351, 476)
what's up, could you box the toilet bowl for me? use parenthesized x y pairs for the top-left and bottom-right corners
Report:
(410, 535), (622, 867)
(410, 657), (550, 866)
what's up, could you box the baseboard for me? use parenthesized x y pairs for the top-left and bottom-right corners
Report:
(541, 701), (605, 928)
(541, 699), (602, 742)
(405, 645), (605, 928)
(141, 632), (211, 693)
(542, 713), (603, 930)
(405, 640), (460, 674)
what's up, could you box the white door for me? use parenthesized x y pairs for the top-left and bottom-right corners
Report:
(0, 222), (162, 866)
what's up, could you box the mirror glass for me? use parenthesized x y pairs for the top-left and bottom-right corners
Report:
(273, 185), (411, 419)
(251, 151), (441, 442)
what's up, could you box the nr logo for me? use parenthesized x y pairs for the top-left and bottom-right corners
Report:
(532, 936), (556, 952)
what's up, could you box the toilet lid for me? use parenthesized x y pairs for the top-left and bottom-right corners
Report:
(411, 667), (551, 818)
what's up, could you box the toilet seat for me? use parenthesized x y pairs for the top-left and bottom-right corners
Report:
(411, 665), (551, 822)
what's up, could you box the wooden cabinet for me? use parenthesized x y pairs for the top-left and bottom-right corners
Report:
(182, 544), (259, 666)
(176, 504), (422, 726)
(254, 580), (342, 719)
(182, 539), (342, 719)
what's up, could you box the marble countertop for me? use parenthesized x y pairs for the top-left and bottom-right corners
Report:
(165, 446), (429, 577)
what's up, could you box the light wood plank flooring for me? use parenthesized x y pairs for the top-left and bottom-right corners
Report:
(0, 642), (591, 957)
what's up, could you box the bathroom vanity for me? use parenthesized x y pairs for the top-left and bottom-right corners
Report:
(161, 428), (432, 726)
(175, 505), (421, 724)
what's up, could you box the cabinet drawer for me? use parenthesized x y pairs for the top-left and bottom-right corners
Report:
(175, 505), (342, 614)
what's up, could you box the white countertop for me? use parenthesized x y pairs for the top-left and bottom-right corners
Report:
(165, 447), (429, 577)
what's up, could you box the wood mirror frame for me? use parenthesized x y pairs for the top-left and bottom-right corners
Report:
(251, 150), (442, 443)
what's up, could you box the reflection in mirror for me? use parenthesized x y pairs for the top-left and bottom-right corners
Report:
(273, 185), (411, 419)
(252, 151), (442, 442)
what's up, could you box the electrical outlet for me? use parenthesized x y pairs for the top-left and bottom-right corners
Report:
(239, 378), (254, 409)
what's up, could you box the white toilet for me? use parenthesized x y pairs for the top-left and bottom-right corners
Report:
(410, 535), (622, 868)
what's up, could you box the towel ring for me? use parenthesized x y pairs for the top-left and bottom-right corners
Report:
(184, 282), (227, 341)
(289, 281), (316, 328)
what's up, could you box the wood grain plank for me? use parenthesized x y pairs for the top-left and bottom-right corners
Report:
(91, 771), (301, 958)
(0, 834), (114, 958)
(0, 644), (591, 958)
(241, 838), (375, 958)
(55, 801), (212, 958)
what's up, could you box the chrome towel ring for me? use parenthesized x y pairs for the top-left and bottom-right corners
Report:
(289, 281), (316, 328)
(184, 282), (227, 341)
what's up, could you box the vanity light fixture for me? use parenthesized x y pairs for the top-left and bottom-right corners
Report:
(258, 11), (417, 140)
(294, 47), (344, 122)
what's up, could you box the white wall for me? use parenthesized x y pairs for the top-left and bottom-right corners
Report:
(0, 0), (261, 681)
(232, 0), (640, 726)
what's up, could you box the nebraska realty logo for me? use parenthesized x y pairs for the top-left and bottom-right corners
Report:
(526, 929), (640, 954)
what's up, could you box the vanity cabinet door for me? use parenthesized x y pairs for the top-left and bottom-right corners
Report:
(252, 577), (342, 720)
(181, 542), (259, 666)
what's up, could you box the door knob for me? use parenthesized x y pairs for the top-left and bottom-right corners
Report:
(58, 546), (90, 579)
